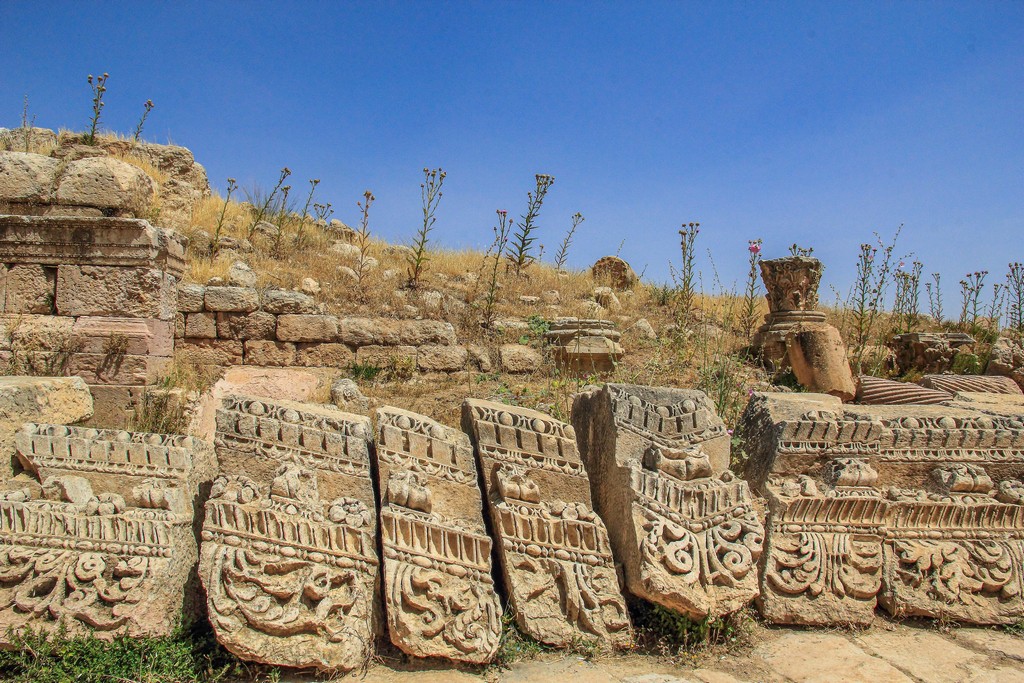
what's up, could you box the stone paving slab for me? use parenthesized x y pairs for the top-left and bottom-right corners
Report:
(340, 623), (1024, 683)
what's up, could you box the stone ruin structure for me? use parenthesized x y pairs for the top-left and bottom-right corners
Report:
(740, 391), (1024, 625)
(0, 214), (186, 426)
(891, 331), (976, 375)
(572, 384), (763, 619)
(0, 421), (213, 641)
(545, 318), (623, 373)
(374, 406), (501, 663)
(462, 399), (631, 648)
(753, 255), (856, 400)
(200, 395), (378, 671)
(1, 369), (1024, 668)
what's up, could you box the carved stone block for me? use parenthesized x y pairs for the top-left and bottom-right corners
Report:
(0, 424), (213, 641)
(740, 392), (1024, 625)
(573, 384), (763, 619)
(200, 395), (378, 671)
(462, 398), (631, 648)
(374, 406), (501, 663)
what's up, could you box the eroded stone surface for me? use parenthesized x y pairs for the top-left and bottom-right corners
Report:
(462, 398), (631, 648)
(573, 384), (763, 619)
(0, 376), (93, 476)
(545, 318), (623, 373)
(200, 395), (378, 671)
(740, 392), (1024, 625)
(375, 406), (501, 663)
(0, 424), (212, 641)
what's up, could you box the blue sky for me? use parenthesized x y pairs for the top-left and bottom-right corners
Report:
(2, 1), (1021, 298)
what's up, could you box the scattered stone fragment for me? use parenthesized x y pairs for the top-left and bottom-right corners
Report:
(331, 377), (369, 413)
(499, 343), (543, 373)
(591, 256), (638, 289)
(633, 318), (657, 340)
(593, 287), (621, 312)
(374, 407), (501, 663)
(462, 399), (631, 648)
(226, 261), (257, 287)
(573, 384), (762, 619)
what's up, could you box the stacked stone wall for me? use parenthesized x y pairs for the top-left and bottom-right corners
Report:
(175, 283), (472, 372)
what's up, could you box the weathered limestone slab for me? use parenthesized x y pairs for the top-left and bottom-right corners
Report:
(739, 392), (1024, 625)
(200, 395), (378, 671)
(0, 376), (93, 476)
(572, 385), (763, 619)
(374, 407), (501, 663)
(0, 424), (213, 642)
(462, 399), (631, 648)
(56, 265), (176, 320)
(54, 156), (155, 216)
(4, 264), (56, 314)
(0, 215), (187, 277)
(71, 317), (174, 357)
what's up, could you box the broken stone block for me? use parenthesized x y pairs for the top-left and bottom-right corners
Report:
(0, 424), (214, 642)
(739, 391), (1024, 626)
(374, 407), (501, 663)
(201, 396), (378, 671)
(785, 323), (857, 401)
(178, 338), (244, 365)
(573, 384), (762, 619)
(498, 344), (542, 373)
(261, 288), (317, 315)
(462, 399), (631, 648)
(0, 151), (60, 204)
(185, 312), (218, 339)
(417, 344), (468, 372)
(294, 342), (355, 367)
(0, 376), (93, 477)
(891, 332), (976, 375)
(176, 283), (206, 313)
(216, 311), (277, 340)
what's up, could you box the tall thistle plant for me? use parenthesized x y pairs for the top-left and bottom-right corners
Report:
(407, 167), (446, 288)
(506, 174), (554, 277)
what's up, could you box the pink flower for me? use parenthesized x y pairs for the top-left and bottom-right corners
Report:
(748, 242), (762, 254)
